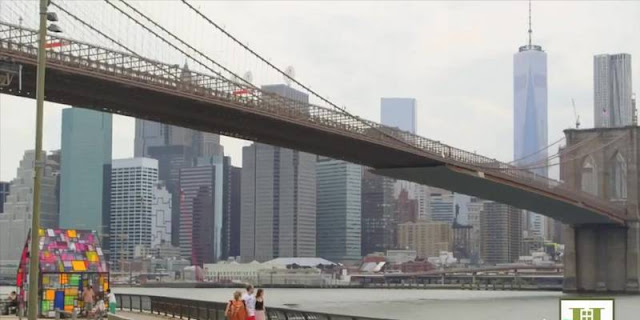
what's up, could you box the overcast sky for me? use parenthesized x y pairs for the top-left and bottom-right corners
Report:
(1, 1), (639, 182)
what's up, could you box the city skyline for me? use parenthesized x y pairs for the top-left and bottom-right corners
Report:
(2, 2), (640, 182)
(2, 2), (640, 315)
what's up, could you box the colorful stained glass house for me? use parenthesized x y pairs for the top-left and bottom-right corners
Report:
(17, 229), (110, 317)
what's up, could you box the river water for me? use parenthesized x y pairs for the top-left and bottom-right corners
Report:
(4, 286), (640, 319)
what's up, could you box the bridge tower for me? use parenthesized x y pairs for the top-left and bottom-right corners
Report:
(560, 126), (640, 292)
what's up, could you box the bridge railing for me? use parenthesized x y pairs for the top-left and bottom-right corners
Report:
(0, 21), (625, 220)
(116, 293), (386, 320)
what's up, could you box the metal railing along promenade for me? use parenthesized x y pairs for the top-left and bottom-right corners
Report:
(116, 294), (386, 320)
(0, 20), (625, 221)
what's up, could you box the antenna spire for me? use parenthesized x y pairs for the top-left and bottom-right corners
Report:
(528, 0), (532, 46)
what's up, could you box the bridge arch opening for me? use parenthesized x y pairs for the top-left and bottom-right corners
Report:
(609, 152), (627, 200)
(581, 156), (598, 196)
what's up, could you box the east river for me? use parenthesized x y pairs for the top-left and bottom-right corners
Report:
(113, 287), (640, 319)
(4, 286), (640, 319)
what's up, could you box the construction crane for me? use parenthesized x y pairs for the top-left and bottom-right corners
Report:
(572, 98), (580, 129)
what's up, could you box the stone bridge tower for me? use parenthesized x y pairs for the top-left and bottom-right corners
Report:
(560, 126), (640, 292)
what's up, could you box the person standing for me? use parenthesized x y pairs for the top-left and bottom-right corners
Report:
(83, 285), (95, 316)
(106, 289), (117, 314)
(242, 285), (256, 320)
(254, 289), (266, 320)
(224, 291), (247, 320)
(3, 291), (18, 315)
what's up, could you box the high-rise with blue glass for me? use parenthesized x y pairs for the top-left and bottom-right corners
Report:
(317, 156), (362, 263)
(380, 98), (417, 134)
(59, 108), (112, 237)
(513, 5), (549, 239)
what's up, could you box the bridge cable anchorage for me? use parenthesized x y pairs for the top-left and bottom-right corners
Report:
(477, 132), (600, 171)
(107, 0), (250, 88)
(507, 133), (601, 169)
(510, 133), (602, 169)
(50, 1), (181, 81)
(519, 134), (624, 169)
(508, 135), (565, 164)
(501, 133), (627, 171)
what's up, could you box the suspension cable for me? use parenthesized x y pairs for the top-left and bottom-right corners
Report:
(181, 0), (349, 115)
(51, 1), (180, 81)
(112, 0), (248, 87)
(103, 0), (590, 181)
(503, 133), (627, 171)
(111, 0), (447, 161)
(509, 136), (565, 164)
(515, 133), (601, 168)
(178, 0), (474, 164)
(51, 1), (135, 56)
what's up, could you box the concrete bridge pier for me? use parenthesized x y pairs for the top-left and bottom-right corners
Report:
(563, 222), (640, 293)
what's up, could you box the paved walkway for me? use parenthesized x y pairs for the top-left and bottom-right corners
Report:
(0, 310), (171, 320)
(0, 311), (163, 320)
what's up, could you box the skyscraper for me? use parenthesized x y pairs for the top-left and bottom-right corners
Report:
(467, 197), (486, 263)
(147, 145), (196, 246)
(428, 187), (457, 223)
(594, 53), (633, 128)
(392, 181), (430, 221)
(316, 156), (362, 263)
(0, 182), (9, 214)
(240, 84), (316, 262)
(151, 181), (172, 248)
(59, 108), (112, 238)
(240, 143), (317, 262)
(397, 221), (452, 259)
(222, 157), (242, 259)
(179, 156), (225, 265)
(380, 98), (417, 133)
(134, 120), (166, 158)
(513, 4), (549, 240)
(0, 151), (59, 261)
(361, 169), (395, 255)
(110, 158), (159, 269)
(394, 189), (418, 224)
(480, 202), (522, 264)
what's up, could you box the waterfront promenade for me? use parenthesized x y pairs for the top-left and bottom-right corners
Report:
(0, 293), (386, 320)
